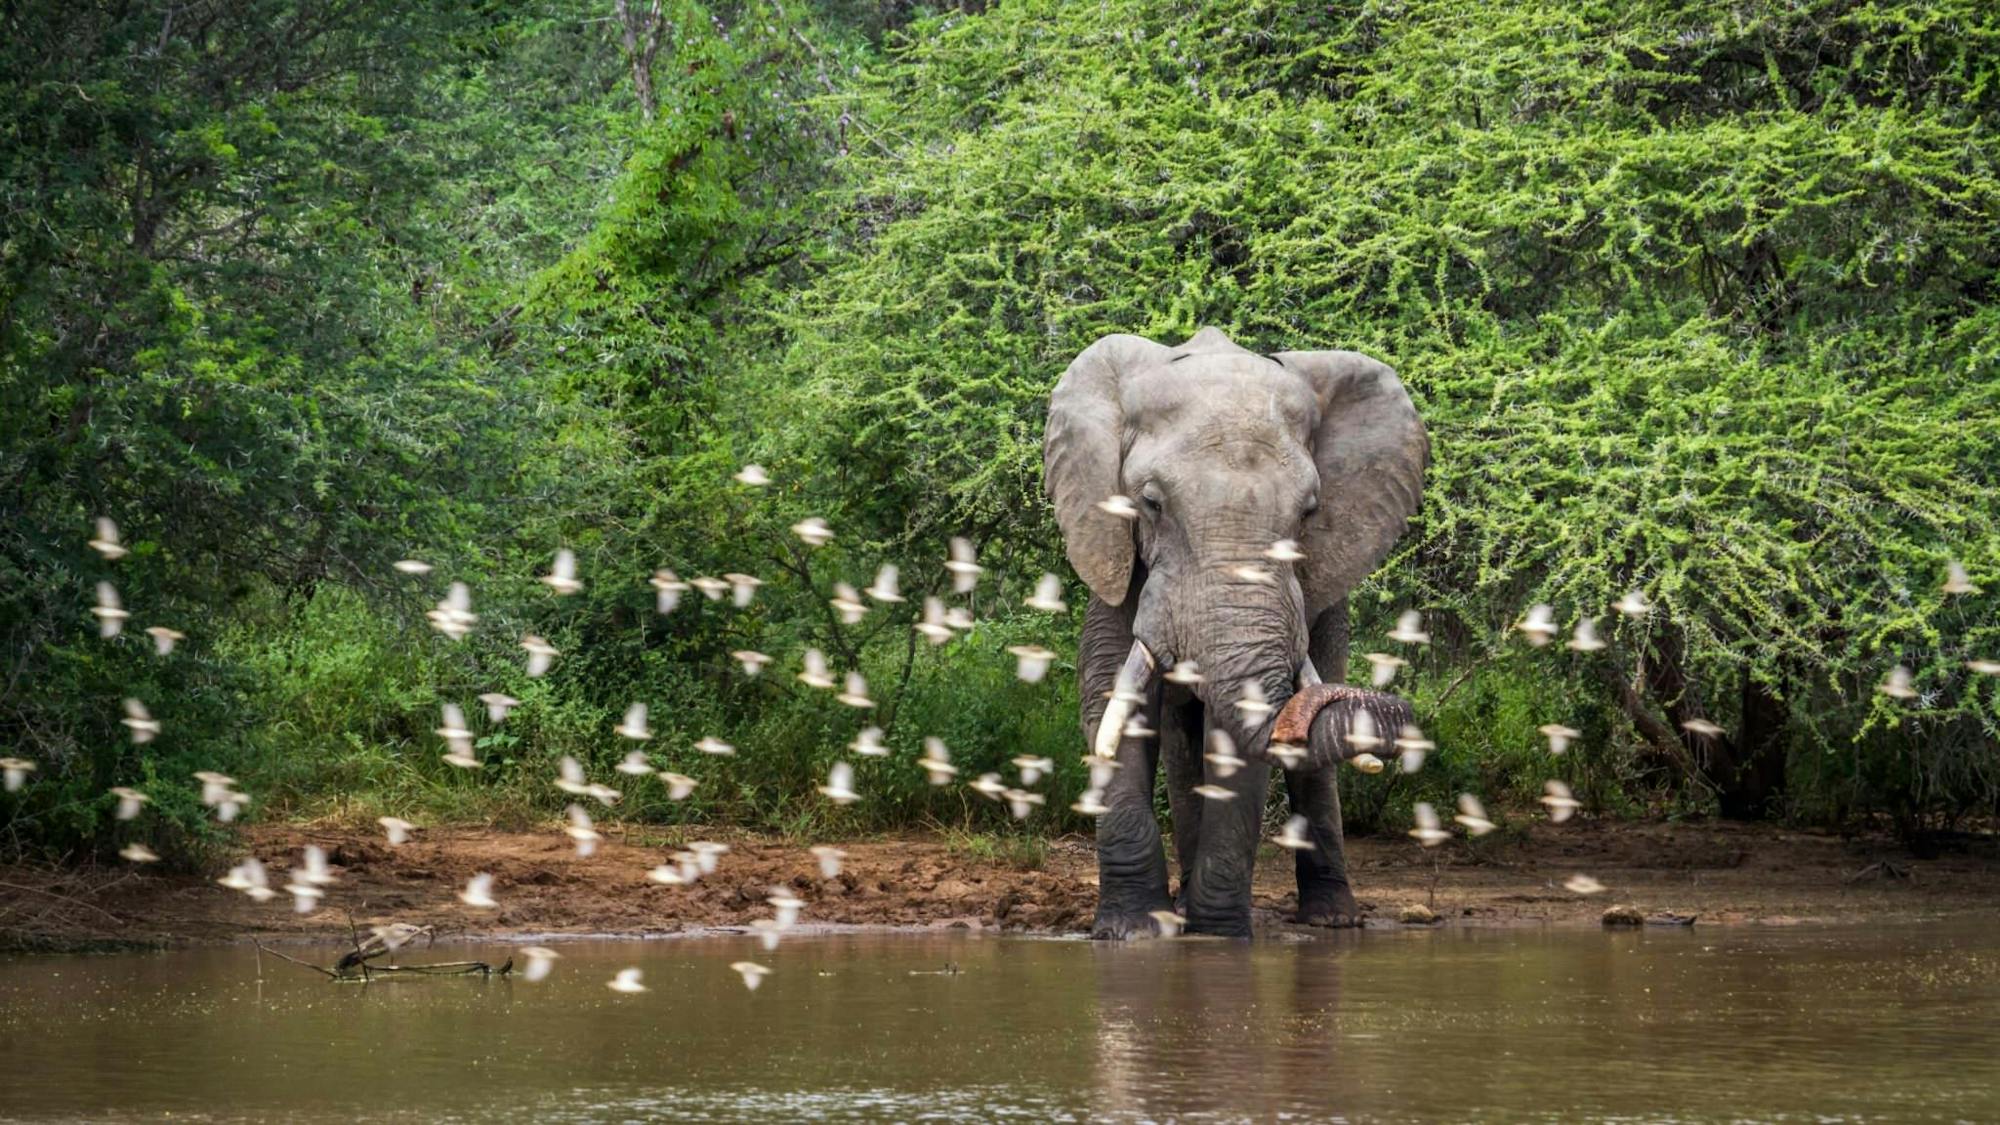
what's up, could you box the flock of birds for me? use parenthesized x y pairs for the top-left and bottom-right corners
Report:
(4, 477), (1991, 988)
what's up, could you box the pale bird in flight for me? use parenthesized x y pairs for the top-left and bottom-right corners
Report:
(915, 597), (954, 643)
(767, 886), (805, 928)
(521, 634), (559, 677)
(1007, 644), (1055, 682)
(850, 726), (888, 757)
(1541, 779), (1581, 823)
(392, 559), (432, 575)
(919, 737), (957, 784)
(193, 771), (235, 806)
(1567, 618), (1606, 652)
(791, 517), (834, 547)
(1013, 755), (1053, 786)
(283, 871), (323, 914)
(810, 845), (846, 879)
(555, 755), (591, 796)
(119, 843), (159, 863)
(1, 758), (35, 792)
(658, 771), (698, 800)
(830, 583), (868, 624)
(1454, 794), (1495, 836)
(688, 841), (730, 875)
(690, 576), (729, 601)
(694, 736), (735, 757)
(944, 605), (975, 631)
(1364, 652), (1406, 688)
(608, 968), (649, 993)
(1267, 742), (1305, 768)
(647, 862), (693, 886)
(1235, 682), (1272, 723)
(1003, 788), (1045, 819)
(539, 548), (582, 595)
(750, 918), (783, 951)
(378, 816), (414, 846)
(298, 845), (335, 886)
(1149, 910), (1187, 937)
(1025, 573), (1068, 613)
(1345, 708), (1383, 752)
(1087, 755), (1119, 791)
(732, 463), (771, 487)
(1164, 660), (1203, 685)
(121, 697), (159, 744)
(1680, 717), (1725, 738)
(1877, 665), (1916, 700)
(1193, 783), (1236, 802)
(1943, 560), (1979, 595)
(797, 648), (835, 689)
(218, 858), (275, 901)
(836, 671), (875, 709)
(1408, 802), (1450, 847)
(1563, 874), (1606, 895)
(614, 702), (653, 740)
(1274, 814), (1315, 852)
(864, 564), (904, 603)
(1231, 564), (1275, 585)
(1264, 538), (1306, 562)
(818, 761), (860, 804)
(732, 650), (772, 676)
(1515, 603), (1558, 645)
(1395, 725), (1434, 773)
(730, 961), (771, 991)
(1205, 731), (1246, 779)
(1387, 609), (1430, 645)
(1613, 590), (1652, 618)
(1096, 494), (1139, 520)
(1070, 789), (1109, 816)
(519, 946), (559, 983)
(427, 582), (477, 640)
(615, 750), (654, 776)
(459, 872), (498, 908)
(1350, 752), (1385, 774)
(564, 804), (601, 857)
(650, 569), (689, 614)
(1539, 723), (1580, 755)
(92, 581), (128, 638)
(144, 625), (184, 655)
(479, 692), (519, 723)
(970, 772), (1007, 800)
(725, 573), (762, 608)
(437, 704), (478, 768)
(1967, 660), (2000, 676)
(945, 537), (984, 593)
(585, 781), (621, 807)
(89, 517), (128, 560)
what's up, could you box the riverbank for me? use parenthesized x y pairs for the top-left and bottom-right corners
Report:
(5, 818), (1997, 951)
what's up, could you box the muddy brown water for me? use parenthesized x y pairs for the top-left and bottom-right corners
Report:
(2, 922), (1997, 1122)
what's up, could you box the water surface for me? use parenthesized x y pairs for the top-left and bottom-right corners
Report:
(3, 922), (1997, 1121)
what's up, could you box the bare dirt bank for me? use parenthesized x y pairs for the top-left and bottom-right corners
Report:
(4, 819), (1997, 950)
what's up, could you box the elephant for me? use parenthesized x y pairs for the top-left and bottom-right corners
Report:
(1043, 327), (1429, 938)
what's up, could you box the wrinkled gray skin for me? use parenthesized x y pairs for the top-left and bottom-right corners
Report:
(1044, 328), (1429, 939)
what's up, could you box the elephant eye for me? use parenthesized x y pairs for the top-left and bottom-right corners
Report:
(1140, 485), (1164, 514)
(1302, 494), (1320, 518)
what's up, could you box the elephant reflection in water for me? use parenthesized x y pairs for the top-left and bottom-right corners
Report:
(1044, 328), (1429, 937)
(1088, 942), (1355, 1117)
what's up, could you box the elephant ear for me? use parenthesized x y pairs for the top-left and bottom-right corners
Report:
(1273, 349), (1430, 616)
(1043, 333), (1174, 606)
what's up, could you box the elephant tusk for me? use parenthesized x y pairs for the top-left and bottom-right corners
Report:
(1296, 659), (1322, 689)
(1092, 640), (1157, 759)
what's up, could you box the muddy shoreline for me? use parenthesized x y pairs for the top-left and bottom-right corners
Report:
(5, 819), (1998, 952)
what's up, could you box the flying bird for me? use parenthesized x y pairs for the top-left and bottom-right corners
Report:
(1345, 708), (1383, 752)
(111, 786), (148, 821)
(1539, 723), (1580, 755)
(970, 773), (1007, 800)
(732, 650), (772, 676)
(1364, 652), (1406, 688)
(688, 841), (730, 874)
(1, 758), (36, 792)
(1453, 794), (1495, 836)
(614, 702), (653, 740)
(726, 573), (763, 608)
(427, 582), (477, 640)
(1267, 742), (1305, 769)
(650, 569), (690, 614)
(564, 804), (601, 857)
(89, 517), (128, 560)
(393, 559), (432, 575)
(219, 858), (275, 901)
(919, 737), (956, 784)
(615, 750), (654, 776)
(1274, 815), (1314, 851)
(1231, 564), (1275, 585)
(459, 873), (498, 908)
(791, 517), (834, 547)
(1563, 874), (1606, 895)
(915, 597), (954, 643)
(767, 886), (805, 928)
(750, 918), (784, 951)
(797, 648), (835, 689)
(1877, 665), (1916, 700)
(92, 581), (128, 638)
(1013, 755), (1054, 786)
(479, 693), (519, 723)
(520, 634), (559, 677)
(1070, 789), (1109, 816)
(539, 549), (582, 595)
(730, 961), (771, 991)
(850, 726), (888, 757)
(1387, 610), (1430, 645)
(608, 968), (649, 993)
(1395, 725), (1434, 773)
(1025, 573), (1068, 613)
(691, 576), (729, 601)
(658, 772), (698, 800)
(1967, 659), (2000, 676)
(1567, 618), (1606, 652)
(1204, 732), (1246, 779)
(1408, 802), (1450, 847)
(818, 761), (860, 804)
(694, 736), (735, 757)
(1149, 911), (1187, 938)
(555, 755), (591, 795)
(1541, 779), (1581, 823)
(378, 816), (414, 846)
(1002, 788), (1045, 819)
(830, 583), (868, 624)
(836, 671), (874, 709)
(1680, 717), (1725, 738)
(733, 463), (771, 487)
(945, 537), (984, 593)
(119, 843), (159, 863)
(944, 605), (975, 631)
(437, 704), (478, 768)
(1164, 661), (1203, 685)
(144, 626), (185, 655)
(864, 564), (903, 603)
(519, 946), (559, 983)
(298, 845), (335, 886)
(121, 698), (159, 744)
(283, 872), (323, 915)
(1515, 603), (1558, 645)
(1008, 644), (1055, 682)
(1236, 683), (1272, 723)
(810, 845), (846, 879)
(1193, 784), (1236, 802)
(1264, 539), (1306, 562)
(1943, 560), (1979, 595)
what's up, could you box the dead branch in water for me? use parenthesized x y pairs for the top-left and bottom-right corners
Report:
(255, 928), (502, 982)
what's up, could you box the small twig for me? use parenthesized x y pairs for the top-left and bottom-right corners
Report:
(0, 880), (122, 924)
(254, 941), (337, 979)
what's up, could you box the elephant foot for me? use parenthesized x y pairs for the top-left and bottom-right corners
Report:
(1091, 907), (1173, 941)
(1296, 886), (1362, 928)
(1183, 907), (1254, 939)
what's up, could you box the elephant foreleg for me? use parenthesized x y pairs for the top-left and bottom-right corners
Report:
(1160, 693), (1205, 913)
(1183, 755), (1271, 938)
(1081, 595), (1171, 939)
(1284, 766), (1360, 927)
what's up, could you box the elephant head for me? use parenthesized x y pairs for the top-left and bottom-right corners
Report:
(1043, 326), (1429, 760)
